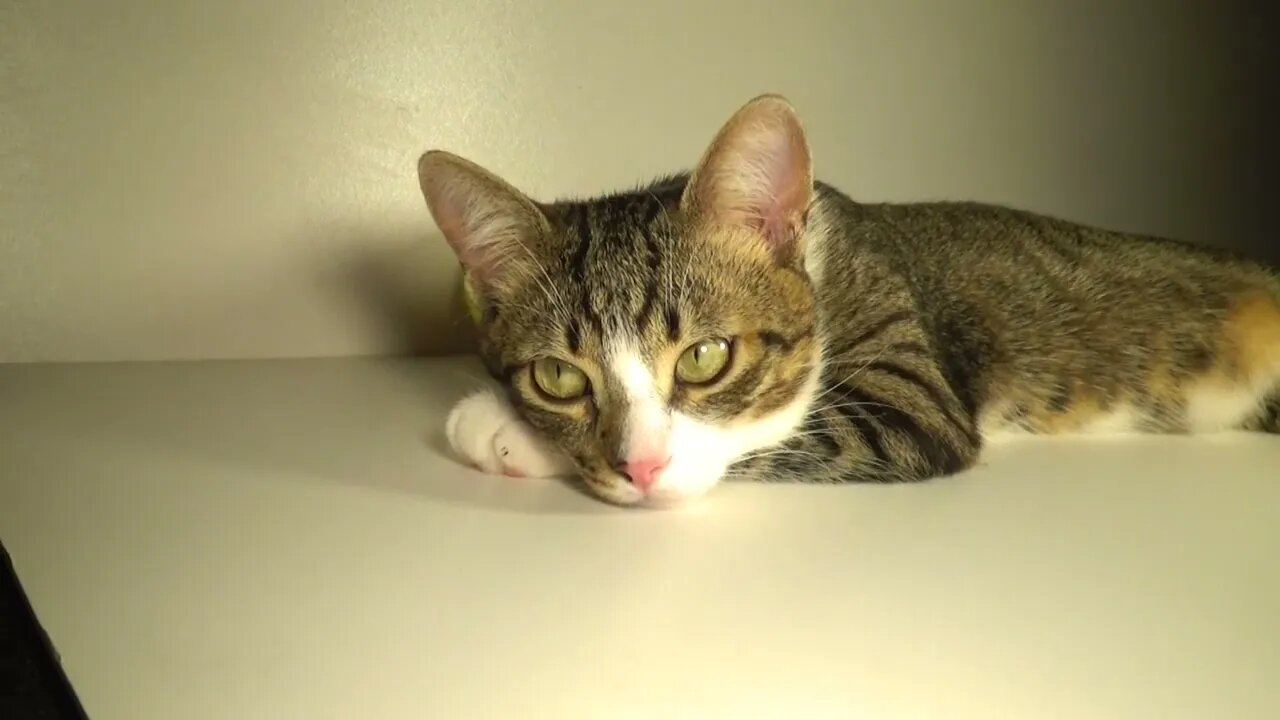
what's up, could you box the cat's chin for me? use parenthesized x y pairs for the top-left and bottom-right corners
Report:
(601, 485), (719, 510)
(646, 464), (726, 505)
(642, 483), (717, 509)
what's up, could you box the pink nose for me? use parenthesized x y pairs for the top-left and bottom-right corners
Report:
(622, 457), (669, 491)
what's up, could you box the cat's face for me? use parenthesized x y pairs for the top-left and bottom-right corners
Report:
(473, 193), (820, 505)
(419, 95), (821, 505)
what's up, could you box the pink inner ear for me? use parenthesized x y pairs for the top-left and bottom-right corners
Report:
(427, 181), (499, 285)
(737, 128), (807, 256)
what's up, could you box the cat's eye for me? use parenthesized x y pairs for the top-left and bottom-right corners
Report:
(531, 358), (589, 400)
(676, 337), (732, 385)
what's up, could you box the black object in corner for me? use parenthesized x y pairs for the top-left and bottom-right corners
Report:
(0, 541), (89, 719)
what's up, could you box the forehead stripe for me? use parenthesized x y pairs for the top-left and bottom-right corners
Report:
(567, 205), (592, 280)
(634, 226), (662, 329)
(664, 305), (682, 341)
(565, 318), (581, 354)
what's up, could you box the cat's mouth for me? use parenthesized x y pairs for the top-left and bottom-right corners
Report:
(579, 473), (647, 506)
(579, 461), (726, 508)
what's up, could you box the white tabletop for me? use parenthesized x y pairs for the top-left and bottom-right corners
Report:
(1, 357), (1277, 720)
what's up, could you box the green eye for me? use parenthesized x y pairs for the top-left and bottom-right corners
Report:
(676, 337), (732, 385)
(531, 358), (589, 400)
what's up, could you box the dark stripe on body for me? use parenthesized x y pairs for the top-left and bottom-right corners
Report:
(829, 381), (966, 475)
(821, 381), (891, 465)
(866, 360), (979, 444)
(837, 310), (913, 353)
(884, 341), (932, 358)
(928, 309), (990, 418)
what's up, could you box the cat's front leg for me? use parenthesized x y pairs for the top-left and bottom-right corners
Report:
(445, 389), (575, 478)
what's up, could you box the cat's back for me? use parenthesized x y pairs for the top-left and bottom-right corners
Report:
(823, 188), (1265, 280)
(814, 185), (1277, 319)
(810, 183), (1280, 436)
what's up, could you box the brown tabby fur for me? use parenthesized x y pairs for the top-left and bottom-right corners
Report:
(426, 95), (1280, 492)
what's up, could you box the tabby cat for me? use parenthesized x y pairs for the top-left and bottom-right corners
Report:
(418, 95), (1280, 507)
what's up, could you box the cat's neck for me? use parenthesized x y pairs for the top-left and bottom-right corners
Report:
(802, 184), (847, 291)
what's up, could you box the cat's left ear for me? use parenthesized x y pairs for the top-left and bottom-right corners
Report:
(682, 94), (813, 265)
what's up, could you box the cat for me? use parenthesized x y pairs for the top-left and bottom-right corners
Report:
(417, 94), (1280, 507)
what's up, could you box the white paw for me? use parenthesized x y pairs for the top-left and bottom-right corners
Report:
(444, 389), (573, 478)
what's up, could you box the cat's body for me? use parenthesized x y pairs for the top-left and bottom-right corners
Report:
(421, 95), (1280, 506)
(756, 187), (1280, 483)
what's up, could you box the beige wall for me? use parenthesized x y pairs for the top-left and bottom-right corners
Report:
(1, 2), (1273, 362)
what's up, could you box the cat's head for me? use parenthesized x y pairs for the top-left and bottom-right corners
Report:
(418, 95), (822, 506)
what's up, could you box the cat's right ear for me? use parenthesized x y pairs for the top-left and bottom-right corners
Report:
(682, 95), (813, 266)
(417, 151), (549, 294)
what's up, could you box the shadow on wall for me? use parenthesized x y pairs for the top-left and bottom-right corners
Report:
(322, 225), (477, 358)
(1219, 4), (1280, 268)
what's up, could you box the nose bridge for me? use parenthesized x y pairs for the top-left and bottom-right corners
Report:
(595, 377), (632, 465)
(602, 344), (670, 464)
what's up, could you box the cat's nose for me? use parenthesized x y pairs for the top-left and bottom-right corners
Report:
(621, 456), (669, 492)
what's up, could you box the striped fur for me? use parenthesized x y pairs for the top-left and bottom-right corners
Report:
(418, 95), (1280, 505)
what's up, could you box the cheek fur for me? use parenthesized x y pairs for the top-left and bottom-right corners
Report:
(655, 359), (823, 500)
(677, 333), (818, 422)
